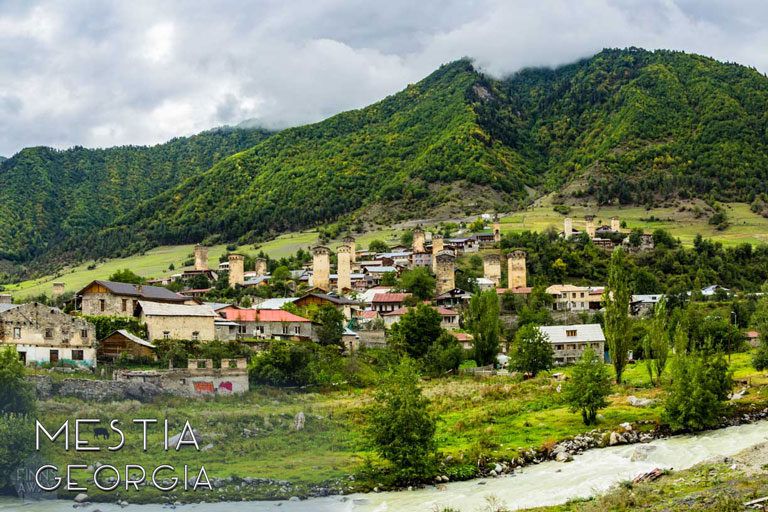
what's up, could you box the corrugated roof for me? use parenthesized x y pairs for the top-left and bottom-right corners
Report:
(298, 292), (357, 305)
(257, 297), (299, 309)
(365, 266), (398, 273)
(538, 324), (606, 344)
(109, 329), (155, 349)
(0, 303), (19, 313)
(383, 306), (457, 317)
(372, 293), (411, 303)
(223, 309), (311, 323)
(137, 301), (216, 317)
(82, 280), (187, 302)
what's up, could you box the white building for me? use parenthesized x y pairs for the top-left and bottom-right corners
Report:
(537, 323), (605, 365)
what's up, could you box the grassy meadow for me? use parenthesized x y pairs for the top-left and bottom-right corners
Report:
(35, 351), (768, 503)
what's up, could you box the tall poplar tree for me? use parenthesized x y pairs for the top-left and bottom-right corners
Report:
(605, 247), (631, 383)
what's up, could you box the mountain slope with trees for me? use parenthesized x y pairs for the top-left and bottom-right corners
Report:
(5, 48), (768, 271)
(0, 127), (273, 264)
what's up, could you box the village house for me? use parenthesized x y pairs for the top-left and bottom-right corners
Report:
(136, 301), (217, 342)
(435, 288), (472, 308)
(546, 284), (604, 312)
(221, 308), (316, 341)
(0, 302), (96, 367)
(363, 265), (400, 285)
(538, 323), (606, 365)
(292, 292), (358, 320)
(371, 292), (412, 313)
(97, 329), (156, 363)
(78, 280), (190, 317)
(630, 294), (665, 316)
(382, 306), (460, 329)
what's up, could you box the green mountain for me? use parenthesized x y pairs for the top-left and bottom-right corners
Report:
(7, 48), (768, 271)
(0, 127), (272, 263)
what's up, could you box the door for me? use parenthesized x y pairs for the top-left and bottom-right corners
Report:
(18, 352), (26, 365)
(50, 350), (59, 364)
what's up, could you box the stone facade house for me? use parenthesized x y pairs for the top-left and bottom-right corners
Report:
(221, 308), (315, 341)
(0, 302), (96, 367)
(546, 285), (604, 312)
(136, 301), (217, 342)
(537, 323), (605, 365)
(371, 293), (412, 313)
(382, 306), (460, 329)
(78, 280), (189, 317)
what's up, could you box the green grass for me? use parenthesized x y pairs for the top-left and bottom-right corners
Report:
(35, 351), (768, 503)
(5, 227), (401, 299)
(500, 200), (768, 247)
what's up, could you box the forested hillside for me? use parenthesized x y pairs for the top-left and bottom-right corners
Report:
(6, 48), (768, 271)
(0, 127), (272, 263)
(497, 48), (768, 203)
(76, 60), (536, 259)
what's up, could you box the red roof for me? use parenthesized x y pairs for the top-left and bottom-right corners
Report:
(452, 332), (474, 341)
(359, 310), (380, 319)
(383, 306), (457, 317)
(223, 309), (311, 323)
(747, 331), (760, 338)
(372, 293), (411, 303)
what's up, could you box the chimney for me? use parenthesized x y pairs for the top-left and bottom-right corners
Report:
(483, 253), (502, 287)
(194, 244), (209, 271)
(336, 245), (352, 293)
(228, 254), (245, 287)
(312, 246), (331, 292)
(507, 250), (527, 289)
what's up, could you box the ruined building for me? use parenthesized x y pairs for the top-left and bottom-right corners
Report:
(507, 250), (527, 289)
(336, 245), (352, 293)
(312, 246), (331, 292)
(483, 253), (502, 287)
(435, 250), (456, 295)
(228, 254), (244, 287)
(194, 244), (208, 271)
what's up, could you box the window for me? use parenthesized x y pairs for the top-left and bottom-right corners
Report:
(238, 325), (246, 334)
(45, 328), (53, 338)
(255, 326), (264, 335)
(13, 327), (21, 339)
(555, 344), (564, 350)
(566, 329), (577, 337)
(580, 292), (585, 298)
(191, 331), (199, 341)
(163, 331), (170, 340)
(50, 350), (59, 363)
(99, 299), (106, 312)
(282, 325), (290, 335)
(71, 350), (84, 361)
(81, 329), (88, 338)
(293, 325), (301, 335)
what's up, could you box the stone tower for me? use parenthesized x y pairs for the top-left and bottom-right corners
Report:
(342, 235), (356, 262)
(585, 216), (596, 239)
(254, 258), (268, 277)
(431, 234), (445, 273)
(412, 226), (425, 253)
(507, 250), (527, 289)
(564, 217), (573, 238)
(611, 216), (620, 232)
(52, 282), (65, 297)
(228, 254), (244, 288)
(194, 244), (208, 271)
(435, 250), (456, 295)
(493, 216), (501, 243)
(312, 246), (331, 292)
(483, 253), (502, 287)
(336, 245), (352, 293)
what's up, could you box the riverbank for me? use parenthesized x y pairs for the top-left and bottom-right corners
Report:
(31, 351), (768, 505)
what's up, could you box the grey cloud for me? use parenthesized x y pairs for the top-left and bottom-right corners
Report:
(1, 0), (767, 156)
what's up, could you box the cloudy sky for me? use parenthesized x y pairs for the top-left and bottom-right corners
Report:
(1, 0), (768, 156)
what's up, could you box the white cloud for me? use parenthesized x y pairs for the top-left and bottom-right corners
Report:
(0, 0), (767, 156)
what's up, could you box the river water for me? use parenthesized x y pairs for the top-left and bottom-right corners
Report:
(4, 420), (768, 512)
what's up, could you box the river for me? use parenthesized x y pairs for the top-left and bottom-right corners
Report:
(3, 419), (768, 512)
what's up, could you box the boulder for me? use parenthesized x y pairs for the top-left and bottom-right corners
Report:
(293, 412), (306, 431)
(555, 451), (573, 462)
(74, 493), (89, 503)
(628, 395), (657, 407)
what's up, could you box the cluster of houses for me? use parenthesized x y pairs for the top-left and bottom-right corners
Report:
(0, 214), (673, 370)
